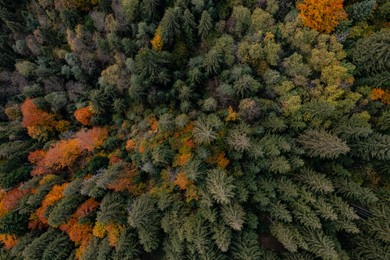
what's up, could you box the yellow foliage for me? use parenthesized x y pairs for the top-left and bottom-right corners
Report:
(151, 26), (163, 51)
(215, 152), (230, 169)
(226, 106), (238, 122)
(93, 222), (106, 238)
(106, 223), (124, 247)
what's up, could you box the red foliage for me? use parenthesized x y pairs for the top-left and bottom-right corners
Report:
(21, 98), (55, 128)
(28, 212), (47, 230)
(74, 198), (99, 218)
(74, 106), (93, 126)
(107, 164), (139, 193)
(28, 150), (47, 164)
(0, 187), (29, 213)
(75, 127), (109, 152)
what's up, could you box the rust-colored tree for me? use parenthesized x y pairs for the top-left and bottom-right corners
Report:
(74, 106), (93, 126)
(21, 98), (56, 139)
(297, 0), (348, 33)
(75, 127), (109, 152)
(74, 198), (99, 218)
(0, 234), (18, 249)
(31, 139), (81, 175)
(0, 187), (29, 217)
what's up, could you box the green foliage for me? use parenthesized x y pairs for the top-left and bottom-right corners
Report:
(159, 7), (181, 44)
(0, 0), (388, 259)
(198, 11), (213, 39)
(352, 29), (390, 74)
(353, 133), (390, 160)
(47, 194), (83, 227)
(128, 194), (160, 252)
(221, 203), (245, 231)
(0, 211), (28, 235)
(193, 114), (222, 145)
(206, 169), (235, 205)
(346, 0), (377, 22)
(298, 129), (350, 159)
(97, 193), (127, 225)
(22, 229), (58, 260)
(42, 232), (74, 260)
(231, 231), (263, 260)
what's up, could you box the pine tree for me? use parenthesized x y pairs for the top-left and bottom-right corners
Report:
(298, 129), (350, 159)
(221, 203), (245, 231)
(206, 169), (235, 205)
(231, 231), (263, 260)
(198, 11), (213, 39)
(193, 115), (222, 145)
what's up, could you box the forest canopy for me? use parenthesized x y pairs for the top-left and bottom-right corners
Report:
(0, 0), (389, 259)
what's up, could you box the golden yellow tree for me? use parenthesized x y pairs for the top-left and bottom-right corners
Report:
(151, 26), (163, 51)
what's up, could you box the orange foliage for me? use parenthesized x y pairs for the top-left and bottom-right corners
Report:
(149, 115), (158, 131)
(214, 152), (230, 169)
(21, 98), (56, 139)
(297, 0), (348, 33)
(126, 139), (136, 151)
(109, 155), (121, 165)
(0, 234), (18, 249)
(370, 88), (385, 100)
(36, 183), (68, 224)
(60, 215), (93, 259)
(68, 221), (93, 244)
(106, 223), (124, 247)
(75, 198), (99, 218)
(107, 164), (139, 193)
(0, 188), (29, 216)
(74, 106), (93, 125)
(370, 88), (390, 104)
(31, 128), (107, 175)
(32, 139), (81, 175)
(28, 150), (46, 164)
(176, 153), (191, 167)
(21, 99), (54, 128)
(174, 171), (191, 190)
(382, 92), (390, 104)
(75, 127), (109, 152)
(151, 26), (163, 51)
(138, 141), (146, 154)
